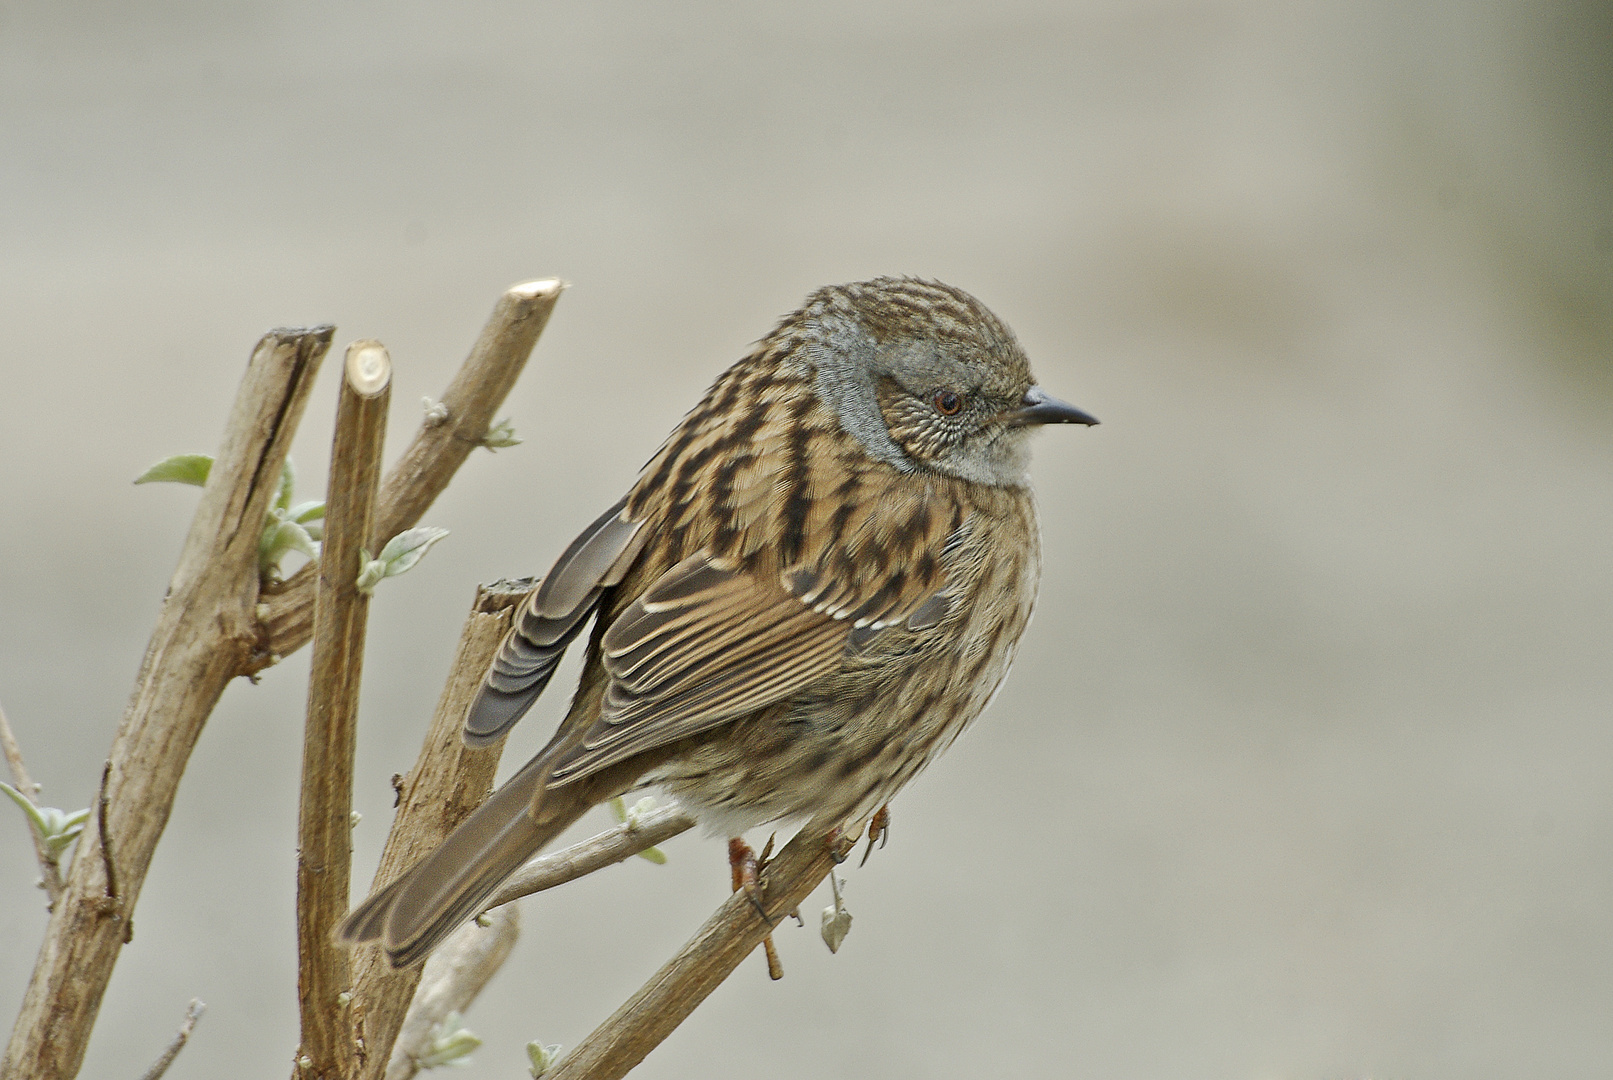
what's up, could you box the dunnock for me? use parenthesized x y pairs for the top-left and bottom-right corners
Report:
(339, 277), (1096, 967)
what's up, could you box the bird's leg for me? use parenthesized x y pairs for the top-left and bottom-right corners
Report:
(859, 804), (891, 867)
(727, 837), (767, 919)
(728, 837), (783, 980)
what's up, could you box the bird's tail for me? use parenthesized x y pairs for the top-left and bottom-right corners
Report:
(337, 753), (595, 969)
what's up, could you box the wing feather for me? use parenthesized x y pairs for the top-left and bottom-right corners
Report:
(462, 496), (645, 747)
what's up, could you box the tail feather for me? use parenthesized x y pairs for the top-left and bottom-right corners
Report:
(338, 754), (593, 968)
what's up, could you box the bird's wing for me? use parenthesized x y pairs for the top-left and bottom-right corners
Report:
(546, 490), (960, 785)
(462, 495), (647, 746)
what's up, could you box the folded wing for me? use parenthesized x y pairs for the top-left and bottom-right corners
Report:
(462, 495), (646, 746)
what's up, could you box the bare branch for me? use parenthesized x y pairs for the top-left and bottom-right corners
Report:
(484, 805), (696, 912)
(294, 342), (392, 1078)
(0, 699), (64, 905)
(257, 280), (564, 666)
(136, 999), (206, 1080)
(4, 326), (331, 1080)
(546, 825), (860, 1080)
(348, 581), (533, 1080)
(384, 906), (519, 1080)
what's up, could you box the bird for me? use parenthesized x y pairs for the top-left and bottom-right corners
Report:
(338, 276), (1097, 968)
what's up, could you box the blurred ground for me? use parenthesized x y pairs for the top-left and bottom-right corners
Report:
(1, 3), (1610, 1078)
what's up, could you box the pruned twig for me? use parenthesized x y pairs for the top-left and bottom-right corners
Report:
(256, 280), (565, 667)
(294, 341), (392, 1078)
(136, 999), (206, 1080)
(3, 325), (332, 1080)
(484, 805), (696, 912)
(348, 580), (535, 1080)
(0, 700), (65, 905)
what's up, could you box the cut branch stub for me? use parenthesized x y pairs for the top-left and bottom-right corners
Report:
(293, 340), (391, 1079)
(348, 579), (535, 1080)
(255, 280), (564, 669)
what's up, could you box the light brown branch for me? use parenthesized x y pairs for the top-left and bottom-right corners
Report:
(0, 699), (64, 905)
(4, 326), (332, 1080)
(256, 280), (565, 667)
(384, 906), (519, 1080)
(136, 999), (205, 1080)
(295, 342), (392, 1079)
(546, 825), (859, 1080)
(348, 580), (535, 1080)
(484, 805), (695, 912)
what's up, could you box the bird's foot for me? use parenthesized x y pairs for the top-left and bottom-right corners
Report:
(729, 836), (784, 980)
(727, 837), (770, 921)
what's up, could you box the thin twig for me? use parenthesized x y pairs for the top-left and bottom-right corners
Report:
(384, 906), (520, 1080)
(294, 342), (392, 1078)
(95, 762), (117, 906)
(348, 581), (534, 1080)
(3, 325), (332, 1080)
(484, 805), (696, 912)
(256, 280), (565, 668)
(546, 825), (860, 1080)
(0, 700), (39, 799)
(0, 699), (64, 904)
(136, 999), (205, 1080)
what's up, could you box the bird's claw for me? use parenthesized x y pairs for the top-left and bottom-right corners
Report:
(859, 805), (890, 867)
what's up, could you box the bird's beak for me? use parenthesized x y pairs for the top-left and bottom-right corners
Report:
(1005, 385), (1099, 427)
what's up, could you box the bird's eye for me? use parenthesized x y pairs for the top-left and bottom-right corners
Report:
(933, 390), (964, 416)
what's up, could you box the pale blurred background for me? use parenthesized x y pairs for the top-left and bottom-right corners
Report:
(2, 3), (1610, 1077)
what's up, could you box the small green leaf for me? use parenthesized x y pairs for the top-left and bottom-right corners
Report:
(288, 500), (326, 524)
(416, 1011), (480, 1068)
(480, 417), (522, 451)
(355, 550), (386, 594)
(1, 782), (90, 859)
(275, 458), (297, 512)
(134, 453), (213, 487)
(260, 517), (319, 574)
(41, 807), (89, 856)
(356, 527), (450, 594)
(609, 796), (668, 863)
(376, 527), (450, 572)
(0, 781), (48, 839)
(526, 1040), (562, 1078)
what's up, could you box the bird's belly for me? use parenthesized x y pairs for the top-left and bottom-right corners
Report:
(647, 605), (1024, 838)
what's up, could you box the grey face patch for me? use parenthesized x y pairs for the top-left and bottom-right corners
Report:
(804, 289), (1040, 488)
(807, 322), (916, 473)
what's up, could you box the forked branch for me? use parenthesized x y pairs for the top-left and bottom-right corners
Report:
(256, 280), (564, 666)
(3, 326), (332, 1080)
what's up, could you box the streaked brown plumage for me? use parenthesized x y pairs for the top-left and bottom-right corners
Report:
(339, 277), (1097, 967)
